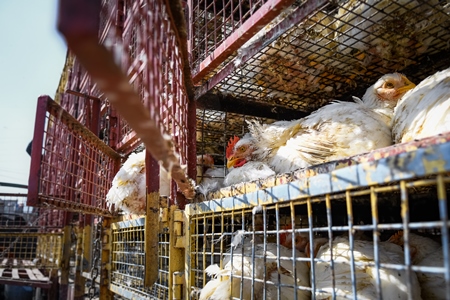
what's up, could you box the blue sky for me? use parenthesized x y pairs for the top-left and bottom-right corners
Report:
(0, 1), (67, 193)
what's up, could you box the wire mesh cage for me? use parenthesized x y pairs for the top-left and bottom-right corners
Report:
(47, 0), (450, 298)
(0, 233), (64, 269)
(186, 137), (450, 299)
(110, 217), (170, 299)
(27, 96), (121, 215)
(196, 108), (277, 187)
(0, 193), (64, 287)
(88, 0), (193, 160)
(191, 0), (450, 116)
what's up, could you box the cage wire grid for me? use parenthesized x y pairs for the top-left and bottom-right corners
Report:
(27, 96), (121, 216)
(0, 194), (64, 270)
(110, 217), (170, 299)
(189, 0), (269, 69)
(191, 0), (450, 114)
(186, 172), (450, 299)
(196, 108), (277, 184)
(30, 0), (450, 298)
(94, 0), (191, 160)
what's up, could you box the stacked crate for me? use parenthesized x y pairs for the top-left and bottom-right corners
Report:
(0, 193), (63, 289)
(186, 0), (450, 299)
(27, 0), (450, 299)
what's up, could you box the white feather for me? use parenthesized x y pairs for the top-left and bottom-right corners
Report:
(393, 67), (450, 143)
(248, 73), (415, 173)
(314, 236), (422, 300)
(389, 232), (446, 299)
(224, 161), (275, 186)
(106, 150), (176, 215)
(199, 242), (310, 300)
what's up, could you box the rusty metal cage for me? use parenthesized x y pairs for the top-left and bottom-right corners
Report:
(196, 108), (276, 184)
(110, 217), (171, 299)
(0, 193), (64, 287)
(43, 0), (450, 298)
(192, 0), (450, 117)
(27, 96), (121, 215)
(186, 137), (450, 299)
(90, 0), (193, 161)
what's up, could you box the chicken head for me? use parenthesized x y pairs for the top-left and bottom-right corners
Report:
(363, 73), (416, 109)
(226, 135), (255, 169)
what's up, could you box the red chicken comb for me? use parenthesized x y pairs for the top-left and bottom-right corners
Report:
(226, 136), (240, 159)
(387, 231), (404, 244)
(279, 224), (292, 246)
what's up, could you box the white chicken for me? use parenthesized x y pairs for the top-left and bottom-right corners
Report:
(196, 154), (224, 194)
(199, 235), (310, 300)
(388, 231), (447, 299)
(106, 150), (215, 215)
(224, 135), (275, 186)
(106, 150), (147, 215)
(248, 73), (416, 173)
(392, 67), (450, 143)
(312, 235), (422, 300)
(196, 154), (216, 184)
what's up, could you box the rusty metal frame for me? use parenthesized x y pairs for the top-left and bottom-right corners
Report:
(195, 0), (329, 98)
(190, 0), (296, 82)
(185, 137), (450, 299)
(28, 95), (121, 215)
(57, 0), (195, 200)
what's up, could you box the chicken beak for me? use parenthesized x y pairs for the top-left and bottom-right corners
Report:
(227, 157), (239, 169)
(397, 79), (416, 95)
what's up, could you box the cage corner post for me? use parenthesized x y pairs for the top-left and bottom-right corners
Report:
(183, 205), (195, 299)
(144, 153), (160, 287)
(169, 206), (186, 299)
(59, 212), (73, 300)
(27, 95), (51, 207)
(98, 216), (113, 300)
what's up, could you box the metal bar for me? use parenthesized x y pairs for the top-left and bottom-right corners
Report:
(27, 96), (49, 207)
(59, 223), (71, 300)
(437, 174), (450, 299)
(400, 181), (414, 300)
(307, 197), (316, 300)
(0, 182), (28, 189)
(144, 192), (159, 287)
(169, 208), (185, 299)
(57, 0), (195, 200)
(65, 89), (101, 101)
(196, 91), (306, 120)
(192, 0), (295, 83)
(370, 187), (382, 299)
(0, 278), (53, 289)
(345, 191), (357, 298)
(251, 209), (256, 300)
(290, 200), (298, 300)
(275, 202), (283, 298)
(325, 194), (336, 300)
(100, 217), (113, 300)
(164, 0), (195, 100)
(195, 0), (329, 95)
(262, 205), (268, 299)
(187, 98), (197, 181)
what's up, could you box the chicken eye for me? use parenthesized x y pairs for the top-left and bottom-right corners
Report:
(385, 82), (395, 88)
(238, 146), (247, 152)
